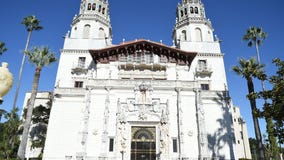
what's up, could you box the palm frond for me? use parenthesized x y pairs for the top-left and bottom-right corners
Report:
(21, 15), (43, 32)
(243, 26), (267, 48)
(0, 42), (8, 55)
(25, 46), (57, 68)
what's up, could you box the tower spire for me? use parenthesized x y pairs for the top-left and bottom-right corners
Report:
(173, 0), (220, 53)
(63, 0), (112, 50)
(176, 0), (208, 24)
(79, 0), (110, 21)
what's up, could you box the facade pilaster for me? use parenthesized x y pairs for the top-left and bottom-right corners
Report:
(175, 87), (184, 159)
(194, 88), (209, 159)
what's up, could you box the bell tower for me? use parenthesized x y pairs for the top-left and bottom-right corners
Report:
(173, 0), (220, 53)
(55, 0), (113, 88)
(63, 0), (112, 50)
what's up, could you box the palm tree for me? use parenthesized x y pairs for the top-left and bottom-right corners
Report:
(0, 42), (7, 55)
(243, 26), (267, 64)
(17, 46), (56, 160)
(243, 27), (279, 159)
(232, 58), (266, 160)
(13, 15), (43, 110)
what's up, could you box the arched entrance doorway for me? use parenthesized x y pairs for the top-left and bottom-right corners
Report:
(131, 126), (156, 160)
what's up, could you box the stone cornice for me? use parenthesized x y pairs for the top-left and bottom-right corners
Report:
(72, 14), (111, 28)
(88, 79), (196, 90)
(197, 53), (224, 57)
(60, 49), (90, 54)
(175, 17), (213, 30)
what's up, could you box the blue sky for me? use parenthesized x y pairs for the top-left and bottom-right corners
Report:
(0, 0), (284, 139)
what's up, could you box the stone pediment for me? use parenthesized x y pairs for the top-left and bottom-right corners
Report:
(89, 39), (197, 66)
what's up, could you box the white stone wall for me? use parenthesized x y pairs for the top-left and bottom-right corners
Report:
(43, 79), (241, 160)
(232, 106), (252, 159)
(21, 92), (52, 159)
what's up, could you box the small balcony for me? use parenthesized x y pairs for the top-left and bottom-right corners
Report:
(195, 65), (212, 77)
(71, 62), (88, 75)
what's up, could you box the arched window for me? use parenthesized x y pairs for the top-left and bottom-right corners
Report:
(99, 5), (102, 12)
(87, 3), (91, 10)
(92, 3), (96, 10)
(190, 7), (194, 13)
(98, 27), (105, 38)
(195, 7), (199, 14)
(184, 8), (188, 15)
(180, 10), (184, 17)
(102, 8), (105, 14)
(195, 28), (202, 41)
(181, 30), (187, 41)
(83, 24), (91, 39)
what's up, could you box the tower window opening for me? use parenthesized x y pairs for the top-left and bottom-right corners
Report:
(181, 30), (187, 41)
(87, 3), (91, 10)
(99, 5), (102, 12)
(190, 7), (194, 13)
(195, 7), (199, 14)
(102, 8), (105, 14)
(184, 8), (188, 15)
(180, 10), (184, 17)
(92, 3), (96, 10)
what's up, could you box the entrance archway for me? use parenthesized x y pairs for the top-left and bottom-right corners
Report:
(131, 126), (156, 160)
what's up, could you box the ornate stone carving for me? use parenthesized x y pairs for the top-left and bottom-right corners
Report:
(159, 123), (169, 154)
(80, 0), (86, 14)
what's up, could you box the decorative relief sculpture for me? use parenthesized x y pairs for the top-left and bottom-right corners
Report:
(117, 82), (171, 122)
(80, 0), (86, 13)
(159, 123), (169, 155)
(134, 81), (153, 104)
(117, 99), (126, 123)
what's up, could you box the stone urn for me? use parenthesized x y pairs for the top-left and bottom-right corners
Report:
(0, 62), (14, 103)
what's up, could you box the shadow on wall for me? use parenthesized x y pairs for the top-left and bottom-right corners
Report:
(207, 91), (236, 160)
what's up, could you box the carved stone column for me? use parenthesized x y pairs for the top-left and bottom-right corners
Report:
(100, 86), (111, 157)
(159, 102), (170, 159)
(78, 86), (93, 158)
(175, 87), (184, 159)
(194, 88), (209, 159)
(116, 99), (127, 158)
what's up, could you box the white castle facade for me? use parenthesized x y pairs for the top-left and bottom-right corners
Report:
(23, 0), (252, 159)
